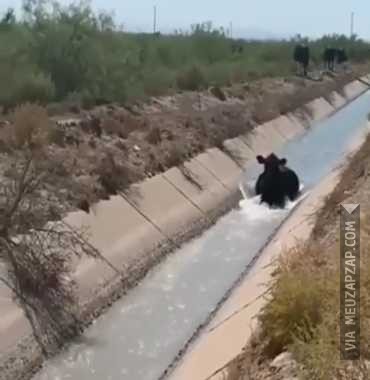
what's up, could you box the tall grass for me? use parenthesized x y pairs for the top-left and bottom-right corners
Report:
(1, 1), (370, 109)
(258, 236), (370, 379)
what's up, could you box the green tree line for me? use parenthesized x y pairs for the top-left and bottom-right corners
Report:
(1, 0), (370, 109)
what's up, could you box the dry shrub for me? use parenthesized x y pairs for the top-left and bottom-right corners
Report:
(116, 111), (142, 134)
(0, 137), (9, 153)
(13, 103), (50, 148)
(115, 139), (127, 151)
(176, 65), (208, 91)
(102, 117), (128, 138)
(96, 152), (136, 196)
(252, 96), (280, 124)
(292, 251), (370, 379)
(210, 127), (228, 149)
(49, 125), (67, 147)
(164, 142), (187, 168)
(13, 241), (72, 300)
(146, 126), (162, 145)
(0, 124), (15, 152)
(259, 210), (370, 379)
(210, 86), (227, 101)
(81, 117), (102, 137)
(259, 244), (328, 359)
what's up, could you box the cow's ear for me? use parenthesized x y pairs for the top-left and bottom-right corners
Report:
(280, 158), (287, 165)
(257, 155), (265, 164)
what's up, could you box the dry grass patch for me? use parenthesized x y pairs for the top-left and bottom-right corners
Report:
(13, 103), (50, 148)
(228, 212), (370, 380)
(102, 117), (128, 139)
(259, 244), (330, 359)
(146, 126), (162, 145)
(95, 151), (138, 197)
(163, 142), (187, 168)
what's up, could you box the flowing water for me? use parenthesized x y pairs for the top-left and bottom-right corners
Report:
(34, 91), (370, 380)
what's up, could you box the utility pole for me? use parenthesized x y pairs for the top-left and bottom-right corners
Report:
(230, 21), (233, 38)
(350, 11), (354, 38)
(153, 5), (157, 34)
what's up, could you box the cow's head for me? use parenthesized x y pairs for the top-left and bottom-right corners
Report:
(257, 154), (287, 172)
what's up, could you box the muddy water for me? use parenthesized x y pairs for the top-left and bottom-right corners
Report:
(33, 91), (370, 380)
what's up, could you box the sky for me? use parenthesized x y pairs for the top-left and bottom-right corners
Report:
(0, 0), (369, 40)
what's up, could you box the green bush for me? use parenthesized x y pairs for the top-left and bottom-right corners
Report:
(142, 67), (175, 96)
(176, 64), (208, 91)
(14, 72), (55, 105)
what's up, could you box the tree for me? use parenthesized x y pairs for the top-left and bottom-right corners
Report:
(0, 104), (121, 356)
(0, 8), (16, 26)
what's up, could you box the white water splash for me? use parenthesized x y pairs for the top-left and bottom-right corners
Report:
(238, 183), (306, 223)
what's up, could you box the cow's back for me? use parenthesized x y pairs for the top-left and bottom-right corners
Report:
(282, 168), (300, 200)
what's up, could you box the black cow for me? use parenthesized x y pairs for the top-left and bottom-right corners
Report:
(336, 48), (348, 65)
(231, 41), (243, 54)
(255, 153), (300, 208)
(323, 47), (336, 71)
(294, 44), (310, 77)
(323, 47), (348, 71)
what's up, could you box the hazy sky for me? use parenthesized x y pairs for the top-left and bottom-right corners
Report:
(1, 0), (369, 39)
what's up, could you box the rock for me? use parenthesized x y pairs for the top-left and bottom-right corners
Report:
(0, 120), (10, 128)
(133, 145), (141, 152)
(365, 360), (370, 371)
(270, 352), (292, 369)
(40, 190), (48, 199)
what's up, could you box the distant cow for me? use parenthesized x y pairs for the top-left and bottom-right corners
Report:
(294, 44), (310, 77)
(323, 47), (348, 71)
(323, 47), (336, 71)
(336, 48), (348, 65)
(255, 153), (300, 208)
(231, 41), (243, 54)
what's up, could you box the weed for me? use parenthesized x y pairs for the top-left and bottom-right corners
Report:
(146, 126), (162, 145)
(176, 65), (208, 91)
(102, 117), (128, 139)
(259, 245), (327, 359)
(95, 152), (135, 196)
(13, 103), (50, 148)
(210, 86), (227, 101)
(164, 143), (187, 168)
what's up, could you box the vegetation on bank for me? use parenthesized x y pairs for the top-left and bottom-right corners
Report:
(256, 236), (370, 379)
(1, 0), (370, 110)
